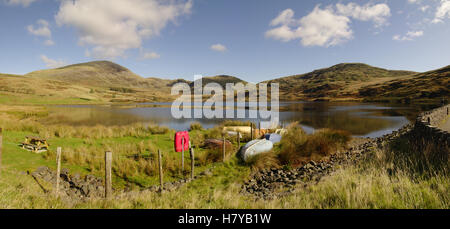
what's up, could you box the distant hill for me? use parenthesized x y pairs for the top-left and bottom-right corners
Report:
(265, 63), (417, 101)
(189, 75), (247, 88)
(359, 65), (450, 103)
(26, 61), (148, 88)
(1, 61), (448, 104)
(0, 61), (181, 104)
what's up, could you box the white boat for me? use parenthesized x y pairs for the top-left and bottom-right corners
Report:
(239, 139), (273, 162)
(223, 126), (252, 134)
(265, 133), (282, 144)
(225, 131), (242, 138)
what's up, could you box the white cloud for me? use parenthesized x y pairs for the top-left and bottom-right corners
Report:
(433, 0), (450, 23)
(270, 9), (296, 27)
(407, 0), (430, 13)
(44, 39), (55, 46)
(408, 0), (420, 4)
(295, 6), (353, 47)
(336, 3), (391, 27)
(420, 5), (430, 12)
(27, 19), (55, 46)
(40, 55), (66, 68)
(265, 25), (298, 42)
(4, 0), (36, 7)
(55, 0), (192, 59)
(27, 19), (51, 38)
(266, 6), (353, 46)
(142, 52), (160, 59)
(393, 30), (424, 41)
(210, 44), (227, 52)
(266, 3), (391, 47)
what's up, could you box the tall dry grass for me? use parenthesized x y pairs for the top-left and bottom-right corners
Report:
(0, 112), (171, 139)
(278, 123), (351, 166)
(244, 151), (280, 171)
(196, 144), (235, 166)
(43, 140), (184, 184)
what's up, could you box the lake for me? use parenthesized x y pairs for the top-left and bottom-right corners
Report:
(43, 102), (434, 138)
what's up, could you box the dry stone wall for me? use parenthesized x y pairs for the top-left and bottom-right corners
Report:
(411, 104), (450, 160)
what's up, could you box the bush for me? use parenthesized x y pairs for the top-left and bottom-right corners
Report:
(203, 126), (224, 140)
(278, 123), (308, 165)
(245, 151), (279, 171)
(279, 123), (351, 166)
(189, 122), (204, 131)
(314, 129), (351, 148)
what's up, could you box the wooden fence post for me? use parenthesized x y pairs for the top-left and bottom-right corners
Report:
(237, 131), (240, 148)
(0, 128), (2, 177)
(181, 137), (185, 175)
(55, 147), (62, 195)
(105, 151), (112, 199)
(158, 149), (163, 191)
(223, 135), (226, 162)
(190, 147), (195, 180)
(259, 121), (261, 137)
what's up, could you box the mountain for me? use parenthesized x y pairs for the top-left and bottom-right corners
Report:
(359, 65), (450, 103)
(189, 75), (247, 88)
(265, 63), (417, 101)
(1, 61), (448, 105)
(26, 61), (147, 88)
(0, 61), (181, 104)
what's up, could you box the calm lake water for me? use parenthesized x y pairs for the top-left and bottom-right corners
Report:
(44, 102), (434, 138)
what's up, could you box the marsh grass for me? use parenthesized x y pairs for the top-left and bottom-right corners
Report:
(196, 144), (235, 166)
(244, 151), (280, 171)
(278, 123), (351, 166)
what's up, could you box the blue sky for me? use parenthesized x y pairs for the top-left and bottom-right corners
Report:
(1, 0), (450, 82)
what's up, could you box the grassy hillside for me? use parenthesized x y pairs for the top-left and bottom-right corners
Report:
(1, 61), (448, 105)
(189, 75), (247, 88)
(0, 61), (182, 104)
(359, 65), (450, 103)
(265, 63), (417, 101)
(1, 61), (253, 105)
(27, 61), (145, 88)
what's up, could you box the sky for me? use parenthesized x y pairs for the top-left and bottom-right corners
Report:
(0, 0), (450, 82)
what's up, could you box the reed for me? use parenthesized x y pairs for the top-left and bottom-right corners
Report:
(278, 123), (351, 166)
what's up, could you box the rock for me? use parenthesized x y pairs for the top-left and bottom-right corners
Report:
(305, 164), (313, 170)
(81, 185), (89, 195)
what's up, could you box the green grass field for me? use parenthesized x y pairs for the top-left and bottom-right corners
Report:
(0, 119), (448, 209)
(0, 101), (448, 209)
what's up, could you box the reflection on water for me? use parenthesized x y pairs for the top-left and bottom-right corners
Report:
(43, 102), (431, 138)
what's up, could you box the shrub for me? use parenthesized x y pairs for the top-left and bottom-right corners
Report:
(314, 129), (351, 148)
(203, 126), (224, 140)
(245, 151), (279, 171)
(189, 122), (204, 131)
(279, 123), (351, 166)
(278, 122), (308, 165)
